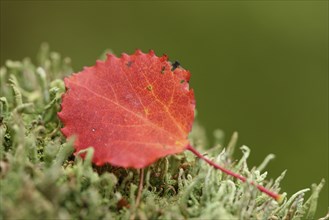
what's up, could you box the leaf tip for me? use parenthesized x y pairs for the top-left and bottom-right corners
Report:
(148, 50), (155, 56)
(106, 53), (117, 61)
(60, 127), (69, 137)
(134, 49), (143, 56)
(121, 53), (129, 60)
(160, 54), (168, 62)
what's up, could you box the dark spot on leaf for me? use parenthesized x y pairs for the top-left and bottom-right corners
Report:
(171, 61), (180, 71)
(126, 61), (133, 67)
(161, 66), (166, 74)
(180, 80), (185, 84)
(146, 85), (153, 91)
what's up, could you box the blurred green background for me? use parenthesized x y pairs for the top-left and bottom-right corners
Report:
(1, 1), (328, 217)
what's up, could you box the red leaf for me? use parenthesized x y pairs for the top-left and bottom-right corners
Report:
(58, 50), (282, 201)
(58, 50), (195, 168)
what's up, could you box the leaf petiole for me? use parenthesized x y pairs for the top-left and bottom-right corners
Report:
(186, 145), (283, 203)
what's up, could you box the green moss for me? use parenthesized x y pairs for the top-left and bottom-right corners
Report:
(0, 44), (327, 220)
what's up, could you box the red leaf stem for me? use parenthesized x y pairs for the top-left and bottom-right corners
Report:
(186, 145), (283, 202)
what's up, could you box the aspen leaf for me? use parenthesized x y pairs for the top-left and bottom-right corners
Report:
(58, 50), (282, 201)
(58, 50), (195, 168)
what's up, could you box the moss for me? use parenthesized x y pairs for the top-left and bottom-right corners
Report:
(0, 44), (327, 220)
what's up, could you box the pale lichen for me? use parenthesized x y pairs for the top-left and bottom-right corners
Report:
(0, 44), (327, 220)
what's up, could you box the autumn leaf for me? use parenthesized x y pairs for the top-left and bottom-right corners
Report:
(58, 50), (282, 201)
(58, 50), (195, 168)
